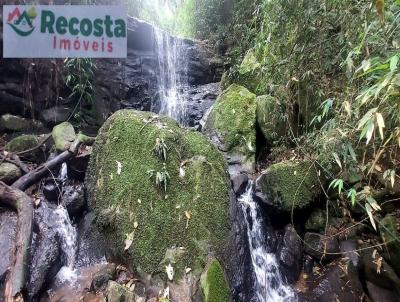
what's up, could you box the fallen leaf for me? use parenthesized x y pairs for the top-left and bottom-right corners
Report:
(165, 264), (174, 281)
(116, 161), (122, 175)
(124, 231), (134, 250)
(185, 267), (192, 274)
(134, 221), (138, 229)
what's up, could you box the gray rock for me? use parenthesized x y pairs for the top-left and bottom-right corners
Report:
(277, 225), (302, 284)
(366, 280), (400, 302)
(304, 232), (339, 261)
(90, 263), (116, 292)
(230, 173), (248, 196)
(340, 239), (359, 267)
(0, 114), (45, 132)
(40, 106), (72, 126)
(0, 162), (21, 184)
(107, 281), (134, 302)
(0, 210), (17, 281)
(62, 182), (86, 219)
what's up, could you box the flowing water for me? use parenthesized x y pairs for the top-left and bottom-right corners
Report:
(154, 28), (189, 124)
(239, 180), (297, 302)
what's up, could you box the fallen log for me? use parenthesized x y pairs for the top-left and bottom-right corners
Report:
(12, 133), (95, 191)
(0, 182), (33, 301)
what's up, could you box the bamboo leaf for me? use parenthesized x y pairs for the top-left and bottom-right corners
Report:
(365, 203), (377, 231)
(333, 152), (342, 169)
(376, 112), (385, 139)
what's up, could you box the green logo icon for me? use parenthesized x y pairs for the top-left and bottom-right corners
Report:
(7, 7), (37, 36)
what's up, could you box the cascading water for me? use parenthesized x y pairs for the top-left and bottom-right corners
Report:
(54, 163), (78, 282)
(153, 28), (189, 124)
(239, 180), (297, 302)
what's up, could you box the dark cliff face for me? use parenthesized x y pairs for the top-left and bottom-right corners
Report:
(0, 14), (223, 126)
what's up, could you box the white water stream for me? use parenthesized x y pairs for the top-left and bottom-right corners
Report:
(154, 28), (189, 124)
(239, 180), (297, 302)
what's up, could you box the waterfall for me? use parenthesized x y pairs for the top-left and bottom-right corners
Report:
(239, 180), (297, 302)
(153, 28), (189, 125)
(55, 163), (78, 282)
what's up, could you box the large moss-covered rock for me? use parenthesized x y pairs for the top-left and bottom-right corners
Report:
(0, 114), (44, 132)
(204, 84), (256, 168)
(258, 160), (321, 211)
(201, 259), (230, 302)
(380, 215), (400, 275)
(235, 51), (266, 95)
(256, 95), (287, 144)
(86, 110), (230, 277)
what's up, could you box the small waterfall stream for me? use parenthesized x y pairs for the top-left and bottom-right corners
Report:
(154, 28), (189, 124)
(239, 180), (297, 302)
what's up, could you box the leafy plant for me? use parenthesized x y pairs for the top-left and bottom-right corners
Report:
(153, 137), (168, 162)
(147, 164), (170, 193)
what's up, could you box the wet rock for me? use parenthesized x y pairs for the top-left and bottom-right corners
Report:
(52, 121), (76, 152)
(0, 162), (21, 184)
(76, 212), (106, 268)
(67, 152), (91, 181)
(28, 202), (63, 299)
(299, 263), (364, 302)
(0, 114), (45, 133)
(276, 225), (302, 284)
(62, 183), (86, 219)
(0, 209), (17, 282)
(340, 239), (359, 267)
(304, 232), (339, 261)
(257, 160), (322, 212)
(43, 178), (62, 202)
(90, 263), (117, 292)
(366, 280), (400, 302)
(41, 106), (72, 127)
(106, 281), (134, 302)
(230, 173), (248, 196)
(305, 209), (326, 232)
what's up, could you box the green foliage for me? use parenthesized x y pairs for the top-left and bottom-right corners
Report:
(147, 163), (171, 193)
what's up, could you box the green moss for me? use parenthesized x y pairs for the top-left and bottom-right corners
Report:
(259, 160), (321, 211)
(234, 51), (267, 95)
(5, 134), (44, 163)
(305, 209), (326, 231)
(201, 259), (230, 302)
(86, 110), (230, 277)
(52, 122), (76, 151)
(256, 95), (288, 144)
(220, 72), (230, 91)
(204, 84), (256, 164)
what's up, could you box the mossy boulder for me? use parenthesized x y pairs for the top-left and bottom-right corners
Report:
(204, 84), (256, 169)
(258, 160), (321, 211)
(5, 135), (43, 163)
(235, 50), (266, 95)
(380, 215), (400, 275)
(256, 95), (287, 144)
(201, 259), (230, 302)
(0, 114), (44, 132)
(0, 163), (21, 184)
(106, 281), (134, 302)
(86, 110), (230, 277)
(52, 122), (76, 152)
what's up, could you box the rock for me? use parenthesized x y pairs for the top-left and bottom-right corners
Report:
(305, 209), (326, 232)
(0, 209), (17, 281)
(200, 259), (230, 302)
(52, 122), (76, 152)
(76, 212), (106, 268)
(340, 239), (359, 267)
(0, 162), (21, 184)
(0, 114), (44, 132)
(43, 178), (62, 202)
(106, 281), (134, 302)
(62, 183), (86, 219)
(380, 214), (400, 275)
(257, 160), (321, 211)
(204, 84), (257, 170)
(219, 72), (230, 91)
(299, 262), (364, 302)
(276, 225), (302, 284)
(304, 232), (339, 261)
(67, 152), (91, 181)
(230, 173), (248, 196)
(360, 245), (400, 294)
(41, 106), (72, 126)
(235, 50), (266, 95)
(366, 281), (400, 302)
(5, 134), (44, 163)
(256, 95), (287, 144)
(90, 263), (117, 292)
(86, 110), (230, 276)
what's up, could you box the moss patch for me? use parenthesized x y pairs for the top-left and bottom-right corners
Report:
(235, 50), (266, 95)
(201, 259), (230, 302)
(5, 134), (43, 163)
(259, 160), (321, 211)
(52, 122), (76, 152)
(204, 84), (256, 164)
(86, 110), (230, 277)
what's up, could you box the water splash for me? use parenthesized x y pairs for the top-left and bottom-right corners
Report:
(239, 181), (297, 302)
(154, 28), (189, 124)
